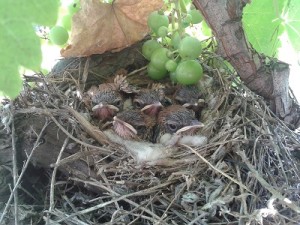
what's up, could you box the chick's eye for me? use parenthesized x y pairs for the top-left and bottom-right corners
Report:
(114, 99), (122, 106)
(133, 101), (143, 109)
(135, 125), (145, 133)
(167, 123), (178, 132)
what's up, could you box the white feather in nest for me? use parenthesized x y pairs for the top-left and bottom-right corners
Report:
(104, 130), (207, 165)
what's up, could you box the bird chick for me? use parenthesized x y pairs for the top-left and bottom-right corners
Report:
(89, 87), (123, 121)
(157, 105), (204, 146)
(173, 85), (205, 119)
(87, 75), (129, 121)
(132, 83), (165, 117)
(158, 105), (202, 135)
(113, 110), (156, 141)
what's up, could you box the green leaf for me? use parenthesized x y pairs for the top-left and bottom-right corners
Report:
(201, 20), (212, 37)
(0, 21), (42, 70)
(23, 0), (60, 26)
(0, 0), (59, 99)
(243, 0), (285, 57)
(179, 0), (191, 13)
(0, 58), (22, 99)
(283, 0), (300, 51)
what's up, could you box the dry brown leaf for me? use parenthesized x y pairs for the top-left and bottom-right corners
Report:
(61, 0), (163, 58)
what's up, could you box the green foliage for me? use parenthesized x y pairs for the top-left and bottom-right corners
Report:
(243, 0), (285, 57)
(201, 20), (212, 37)
(243, 0), (300, 56)
(61, 14), (72, 31)
(283, 0), (300, 51)
(0, 0), (59, 99)
(67, 1), (80, 15)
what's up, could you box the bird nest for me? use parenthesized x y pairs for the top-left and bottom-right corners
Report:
(1, 44), (300, 224)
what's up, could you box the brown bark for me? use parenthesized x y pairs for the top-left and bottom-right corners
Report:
(193, 0), (300, 129)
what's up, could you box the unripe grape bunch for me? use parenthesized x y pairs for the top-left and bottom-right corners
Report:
(142, 2), (204, 85)
(48, 0), (80, 46)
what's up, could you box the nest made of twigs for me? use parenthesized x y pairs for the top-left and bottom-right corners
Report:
(1, 47), (300, 225)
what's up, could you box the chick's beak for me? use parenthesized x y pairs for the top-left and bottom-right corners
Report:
(113, 116), (137, 139)
(141, 102), (163, 116)
(182, 99), (205, 109)
(92, 103), (119, 112)
(92, 103), (120, 120)
(175, 120), (204, 135)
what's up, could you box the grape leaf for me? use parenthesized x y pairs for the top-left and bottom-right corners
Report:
(0, 0), (58, 99)
(61, 0), (164, 57)
(201, 20), (212, 37)
(284, 0), (300, 51)
(0, 58), (22, 99)
(243, 0), (285, 57)
(21, 0), (59, 26)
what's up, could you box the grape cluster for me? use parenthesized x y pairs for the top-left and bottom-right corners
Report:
(48, 0), (80, 46)
(142, 6), (205, 85)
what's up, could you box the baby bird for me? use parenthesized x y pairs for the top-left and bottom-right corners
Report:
(173, 85), (205, 119)
(112, 110), (156, 142)
(132, 83), (166, 117)
(157, 105), (204, 146)
(87, 75), (129, 121)
(104, 109), (173, 166)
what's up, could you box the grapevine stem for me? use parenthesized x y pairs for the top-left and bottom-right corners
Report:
(171, 5), (176, 31)
(174, 0), (184, 36)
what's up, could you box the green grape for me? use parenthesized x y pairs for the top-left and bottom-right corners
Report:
(147, 63), (168, 80)
(147, 11), (169, 34)
(178, 36), (202, 60)
(167, 51), (173, 58)
(182, 21), (190, 28)
(150, 48), (170, 71)
(142, 40), (161, 60)
(68, 1), (80, 15)
(61, 14), (72, 31)
(49, 26), (69, 45)
(165, 60), (177, 72)
(183, 14), (192, 24)
(175, 60), (203, 85)
(189, 9), (203, 24)
(171, 31), (181, 49)
(157, 26), (168, 38)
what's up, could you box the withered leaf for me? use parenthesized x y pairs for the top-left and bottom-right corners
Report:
(61, 0), (163, 58)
